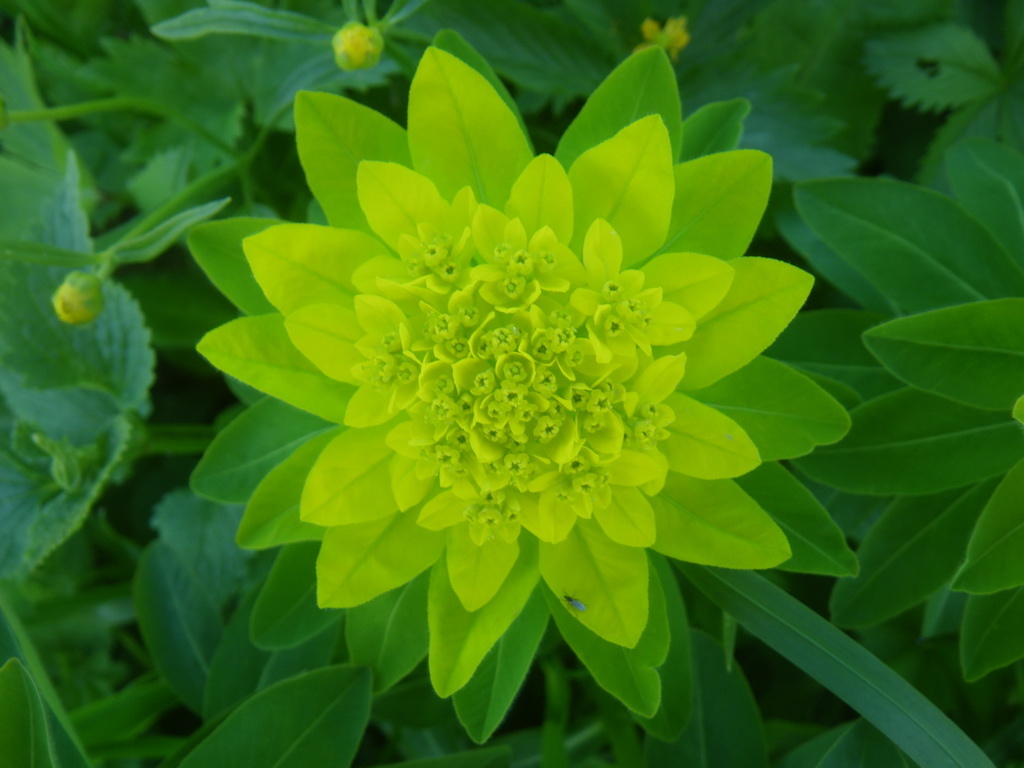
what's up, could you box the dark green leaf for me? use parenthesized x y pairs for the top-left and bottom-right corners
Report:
(960, 586), (1024, 681)
(0, 658), (55, 768)
(70, 677), (176, 749)
(817, 720), (910, 767)
(679, 98), (749, 161)
(954, 458), (1024, 594)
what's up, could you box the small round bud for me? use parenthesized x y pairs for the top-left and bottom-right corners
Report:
(52, 271), (104, 325)
(332, 22), (384, 71)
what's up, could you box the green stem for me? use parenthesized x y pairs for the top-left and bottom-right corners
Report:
(540, 658), (570, 768)
(141, 424), (216, 456)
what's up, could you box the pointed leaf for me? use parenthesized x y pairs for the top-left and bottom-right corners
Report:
(0, 658), (54, 768)
(679, 98), (750, 161)
(189, 217), (280, 315)
(954, 458), (1024, 594)
(662, 393), (761, 479)
(505, 154), (573, 243)
(447, 527), (519, 611)
(960, 587), (1024, 681)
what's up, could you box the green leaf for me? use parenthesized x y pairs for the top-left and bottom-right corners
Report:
(661, 392), (761, 479)
(795, 388), (1024, 495)
(111, 198), (229, 264)
(71, 677), (176, 749)
(408, 47), (532, 208)
(960, 587), (1024, 681)
(189, 217), (281, 316)
(133, 541), (222, 713)
(864, 23), (1000, 112)
(635, 555), (693, 741)
(569, 115), (674, 268)
(152, 0), (334, 42)
(428, 537), (538, 697)
(736, 463), (858, 577)
(651, 473), (791, 569)
(203, 590), (270, 720)
(544, 560), (668, 718)
(556, 47), (682, 169)
(946, 138), (1024, 263)
(954, 458), (1024, 594)
(295, 91), (411, 231)
(151, 488), (250, 609)
(0, 658), (55, 768)
(644, 631), (767, 768)
(679, 98), (750, 161)
(679, 565), (997, 768)
(768, 309), (901, 401)
(374, 746), (512, 768)
(829, 483), (993, 628)
(197, 313), (354, 423)
(236, 431), (337, 550)
(346, 571), (429, 693)
(452, 590), (548, 743)
(795, 178), (1024, 314)
(251, 542), (342, 650)
(192, 397), (331, 504)
(677, 258), (814, 390)
(0, 239), (103, 268)
(1015, 394), (1024, 425)
(178, 666), (370, 768)
(863, 299), (1024, 411)
(660, 150), (772, 260)
(690, 356), (851, 461)
(816, 720), (911, 768)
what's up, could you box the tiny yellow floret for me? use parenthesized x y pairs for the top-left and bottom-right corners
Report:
(636, 16), (690, 61)
(332, 22), (384, 71)
(52, 271), (104, 325)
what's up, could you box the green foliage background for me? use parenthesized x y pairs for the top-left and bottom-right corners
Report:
(1, 0), (1023, 766)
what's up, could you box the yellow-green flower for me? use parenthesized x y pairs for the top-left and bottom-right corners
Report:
(636, 16), (691, 61)
(197, 46), (842, 698)
(52, 270), (104, 324)
(332, 22), (384, 71)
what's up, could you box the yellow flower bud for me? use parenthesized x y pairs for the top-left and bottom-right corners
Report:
(635, 16), (691, 61)
(332, 22), (384, 71)
(52, 271), (104, 325)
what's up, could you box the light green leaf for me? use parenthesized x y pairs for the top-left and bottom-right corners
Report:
(188, 217), (280, 315)
(954, 458), (1024, 594)
(301, 425), (396, 526)
(0, 658), (54, 768)
(645, 630), (767, 768)
(317, 511), (444, 609)
(689, 356), (850, 461)
(197, 313), (354, 423)
(1015, 395), (1024, 425)
(152, 0), (334, 42)
(251, 542), (342, 650)
(660, 150), (772, 260)
(678, 258), (813, 390)
(863, 299), (1024, 411)
(447, 527), (519, 612)
(545, 563), (667, 717)
(960, 587), (1024, 681)
(651, 474), (790, 569)
(178, 666), (370, 768)
(133, 542), (222, 713)
(539, 518), (648, 648)
(505, 154), (573, 243)
(111, 198), (228, 264)
(452, 590), (548, 743)
(428, 537), (538, 697)
(346, 571), (429, 693)
(555, 47), (682, 168)
(830, 483), (993, 628)
(662, 392), (761, 479)
(408, 47), (532, 207)
(569, 115), (674, 268)
(736, 463), (858, 577)
(295, 91), (411, 231)
(237, 430), (336, 549)
(679, 565), (997, 768)
(795, 178), (1024, 314)
(795, 388), (1024, 495)
(679, 98), (750, 161)
(192, 397), (331, 504)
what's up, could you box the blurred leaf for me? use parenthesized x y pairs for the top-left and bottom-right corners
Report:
(863, 300), (1024, 411)
(151, 488), (250, 609)
(736, 462), (858, 577)
(346, 571), (429, 693)
(134, 541), (222, 713)
(152, 1), (334, 42)
(111, 198), (229, 264)
(795, 388), (1024, 495)
(679, 98), (750, 161)
(375, 746), (511, 768)
(452, 590), (547, 743)
(179, 666), (370, 768)
(0, 657), (56, 768)
(192, 397), (331, 504)
(795, 178), (1024, 314)
(679, 565), (998, 768)
(829, 482), (993, 628)
(644, 630), (767, 768)
(250, 541), (341, 650)
(865, 23), (1000, 112)
(960, 586), (1024, 681)
(816, 719), (910, 767)
(203, 589), (271, 719)
(954, 458), (1024, 594)
(70, 677), (176, 749)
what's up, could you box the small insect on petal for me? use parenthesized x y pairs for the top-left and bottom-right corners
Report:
(563, 594), (586, 612)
